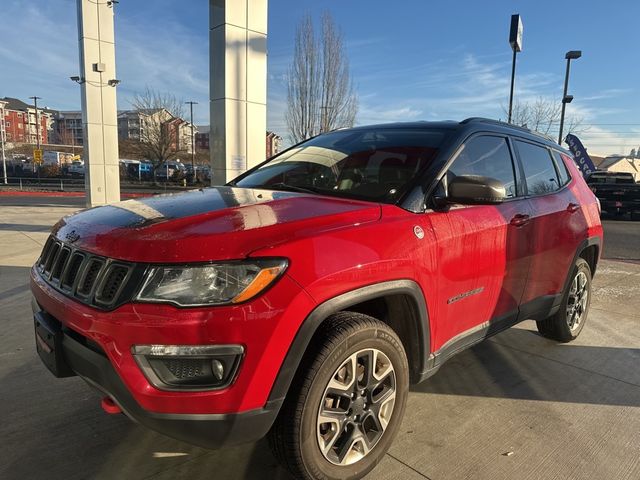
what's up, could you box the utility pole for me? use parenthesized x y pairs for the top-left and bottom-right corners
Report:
(30, 96), (42, 149)
(185, 101), (197, 170)
(1, 116), (6, 185)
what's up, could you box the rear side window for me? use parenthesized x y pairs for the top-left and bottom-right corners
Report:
(551, 151), (572, 186)
(515, 140), (560, 195)
(448, 136), (517, 198)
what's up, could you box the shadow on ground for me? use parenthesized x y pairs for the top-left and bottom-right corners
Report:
(3, 324), (639, 479)
(412, 328), (640, 407)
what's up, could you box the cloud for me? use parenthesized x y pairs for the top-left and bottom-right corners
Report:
(0, 0), (211, 124)
(357, 106), (423, 125)
(2, 3), (637, 154)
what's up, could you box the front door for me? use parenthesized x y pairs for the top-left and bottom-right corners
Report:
(424, 134), (533, 352)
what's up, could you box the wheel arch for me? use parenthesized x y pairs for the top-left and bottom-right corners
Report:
(579, 241), (599, 276)
(560, 237), (601, 299)
(267, 280), (431, 407)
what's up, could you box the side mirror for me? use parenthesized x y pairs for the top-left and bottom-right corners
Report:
(447, 175), (506, 205)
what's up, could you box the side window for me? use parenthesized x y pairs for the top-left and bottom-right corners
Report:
(448, 136), (517, 198)
(515, 140), (560, 195)
(551, 150), (572, 186)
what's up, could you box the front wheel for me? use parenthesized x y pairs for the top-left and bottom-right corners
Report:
(537, 257), (592, 342)
(268, 312), (409, 480)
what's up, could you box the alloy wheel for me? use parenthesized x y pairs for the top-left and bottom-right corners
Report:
(316, 348), (396, 466)
(566, 271), (589, 331)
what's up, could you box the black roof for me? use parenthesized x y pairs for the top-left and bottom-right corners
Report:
(460, 117), (559, 145)
(345, 120), (459, 131)
(335, 117), (564, 151)
(1, 97), (57, 115)
(1, 97), (32, 111)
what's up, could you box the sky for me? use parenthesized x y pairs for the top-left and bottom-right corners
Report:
(1, 0), (639, 155)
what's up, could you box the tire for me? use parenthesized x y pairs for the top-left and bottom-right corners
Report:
(536, 257), (591, 342)
(268, 311), (409, 480)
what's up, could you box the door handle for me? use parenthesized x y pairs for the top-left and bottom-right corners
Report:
(510, 214), (530, 227)
(567, 202), (580, 213)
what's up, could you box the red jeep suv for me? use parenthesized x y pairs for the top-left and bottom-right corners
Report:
(31, 118), (603, 480)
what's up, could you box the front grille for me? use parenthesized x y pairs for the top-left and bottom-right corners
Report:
(51, 247), (70, 280)
(77, 258), (104, 296)
(96, 265), (130, 305)
(44, 242), (60, 274)
(36, 235), (141, 310)
(61, 252), (84, 289)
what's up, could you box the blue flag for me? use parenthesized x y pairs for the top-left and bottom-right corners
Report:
(565, 134), (597, 177)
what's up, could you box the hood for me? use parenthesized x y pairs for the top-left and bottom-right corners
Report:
(52, 187), (381, 262)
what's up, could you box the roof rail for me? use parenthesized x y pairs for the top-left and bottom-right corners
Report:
(460, 117), (557, 143)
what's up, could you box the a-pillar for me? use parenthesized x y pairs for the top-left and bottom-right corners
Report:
(77, 0), (120, 207)
(209, 0), (268, 185)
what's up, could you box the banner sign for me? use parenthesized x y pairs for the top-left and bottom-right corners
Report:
(565, 134), (597, 178)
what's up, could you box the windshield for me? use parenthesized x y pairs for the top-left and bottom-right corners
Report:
(234, 128), (448, 203)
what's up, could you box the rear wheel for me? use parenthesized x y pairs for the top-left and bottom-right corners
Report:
(268, 311), (409, 480)
(537, 257), (591, 342)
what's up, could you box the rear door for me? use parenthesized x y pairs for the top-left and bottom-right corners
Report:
(512, 140), (586, 318)
(425, 134), (533, 351)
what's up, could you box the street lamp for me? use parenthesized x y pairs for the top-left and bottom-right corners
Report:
(558, 50), (582, 144)
(185, 101), (197, 170)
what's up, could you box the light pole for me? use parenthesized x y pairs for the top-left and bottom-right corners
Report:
(29, 96), (42, 149)
(507, 14), (523, 124)
(185, 101), (197, 171)
(558, 50), (582, 145)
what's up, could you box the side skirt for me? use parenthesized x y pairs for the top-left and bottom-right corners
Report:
(413, 294), (560, 384)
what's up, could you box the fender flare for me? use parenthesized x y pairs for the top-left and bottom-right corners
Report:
(563, 237), (601, 290)
(266, 280), (431, 406)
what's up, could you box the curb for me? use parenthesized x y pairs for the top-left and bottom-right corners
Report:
(0, 191), (153, 198)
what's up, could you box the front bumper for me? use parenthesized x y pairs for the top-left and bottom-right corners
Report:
(33, 307), (278, 448)
(30, 264), (317, 447)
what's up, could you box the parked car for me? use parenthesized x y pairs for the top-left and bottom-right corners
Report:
(67, 161), (85, 178)
(586, 171), (640, 219)
(156, 160), (186, 181)
(30, 118), (602, 480)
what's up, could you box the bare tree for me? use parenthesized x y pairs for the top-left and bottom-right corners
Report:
(286, 13), (357, 143)
(130, 87), (186, 180)
(505, 96), (586, 138)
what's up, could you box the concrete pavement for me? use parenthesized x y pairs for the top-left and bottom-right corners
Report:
(1, 203), (639, 480)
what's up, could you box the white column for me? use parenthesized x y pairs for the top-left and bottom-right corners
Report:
(77, 0), (120, 207)
(210, 0), (268, 185)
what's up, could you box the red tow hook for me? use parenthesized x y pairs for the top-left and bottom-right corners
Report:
(101, 396), (122, 415)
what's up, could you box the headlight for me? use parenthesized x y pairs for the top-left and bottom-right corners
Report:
(136, 259), (288, 307)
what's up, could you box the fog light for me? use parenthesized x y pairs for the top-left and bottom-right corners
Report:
(212, 359), (224, 381)
(132, 344), (243, 391)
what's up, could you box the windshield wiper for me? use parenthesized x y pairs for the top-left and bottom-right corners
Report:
(266, 183), (321, 194)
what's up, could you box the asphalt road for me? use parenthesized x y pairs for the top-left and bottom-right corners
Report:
(600, 215), (640, 262)
(0, 194), (638, 261)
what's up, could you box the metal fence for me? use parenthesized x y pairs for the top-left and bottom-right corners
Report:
(0, 176), (205, 193)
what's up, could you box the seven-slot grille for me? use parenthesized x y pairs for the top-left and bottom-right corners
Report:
(37, 235), (137, 309)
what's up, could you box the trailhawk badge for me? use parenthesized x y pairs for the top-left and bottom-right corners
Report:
(413, 226), (425, 239)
